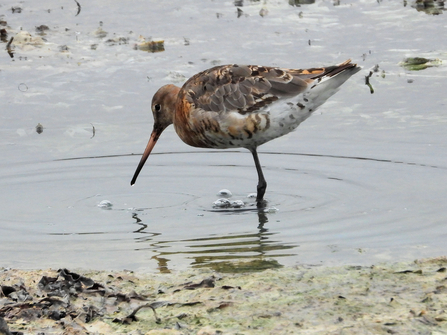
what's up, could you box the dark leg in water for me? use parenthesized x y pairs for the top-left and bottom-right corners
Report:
(250, 148), (267, 208)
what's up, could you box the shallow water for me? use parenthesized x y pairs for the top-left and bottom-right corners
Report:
(1, 0), (446, 272)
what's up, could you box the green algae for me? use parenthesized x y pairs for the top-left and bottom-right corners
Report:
(400, 57), (442, 71)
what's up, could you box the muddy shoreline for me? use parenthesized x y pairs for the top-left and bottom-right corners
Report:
(2, 256), (447, 334)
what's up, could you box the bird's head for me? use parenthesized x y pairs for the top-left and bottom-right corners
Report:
(131, 84), (180, 185)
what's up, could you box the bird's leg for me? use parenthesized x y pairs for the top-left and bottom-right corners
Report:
(250, 148), (267, 208)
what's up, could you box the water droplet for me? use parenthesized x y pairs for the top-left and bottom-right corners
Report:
(98, 200), (113, 209)
(230, 200), (245, 208)
(264, 207), (279, 214)
(217, 189), (232, 197)
(213, 198), (231, 208)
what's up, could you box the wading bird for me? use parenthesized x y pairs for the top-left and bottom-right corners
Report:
(131, 59), (360, 207)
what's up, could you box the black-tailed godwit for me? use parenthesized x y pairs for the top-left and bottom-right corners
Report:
(131, 59), (361, 206)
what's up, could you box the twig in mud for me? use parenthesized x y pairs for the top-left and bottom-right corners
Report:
(90, 123), (95, 139)
(6, 36), (14, 58)
(115, 301), (169, 324)
(365, 71), (374, 94)
(74, 0), (81, 16)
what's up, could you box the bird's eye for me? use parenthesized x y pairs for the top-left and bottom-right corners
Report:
(154, 104), (161, 112)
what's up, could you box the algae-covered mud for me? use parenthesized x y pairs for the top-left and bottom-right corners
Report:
(2, 257), (447, 334)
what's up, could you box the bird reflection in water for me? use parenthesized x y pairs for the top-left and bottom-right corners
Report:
(130, 210), (296, 273)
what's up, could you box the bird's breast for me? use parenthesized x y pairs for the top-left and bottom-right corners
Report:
(173, 97), (217, 148)
(174, 105), (276, 150)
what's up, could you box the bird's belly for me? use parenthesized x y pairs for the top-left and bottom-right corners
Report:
(175, 97), (315, 150)
(215, 107), (313, 149)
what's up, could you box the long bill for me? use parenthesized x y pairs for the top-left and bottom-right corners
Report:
(130, 127), (163, 185)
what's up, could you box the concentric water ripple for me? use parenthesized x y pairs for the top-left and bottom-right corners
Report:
(1, 150), (445, 271)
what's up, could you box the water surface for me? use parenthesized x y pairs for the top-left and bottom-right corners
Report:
(1, 0), (446, 272)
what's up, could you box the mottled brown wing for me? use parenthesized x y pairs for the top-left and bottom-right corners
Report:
(179, 64), (303, 115)
(180, 60), (355, 115)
